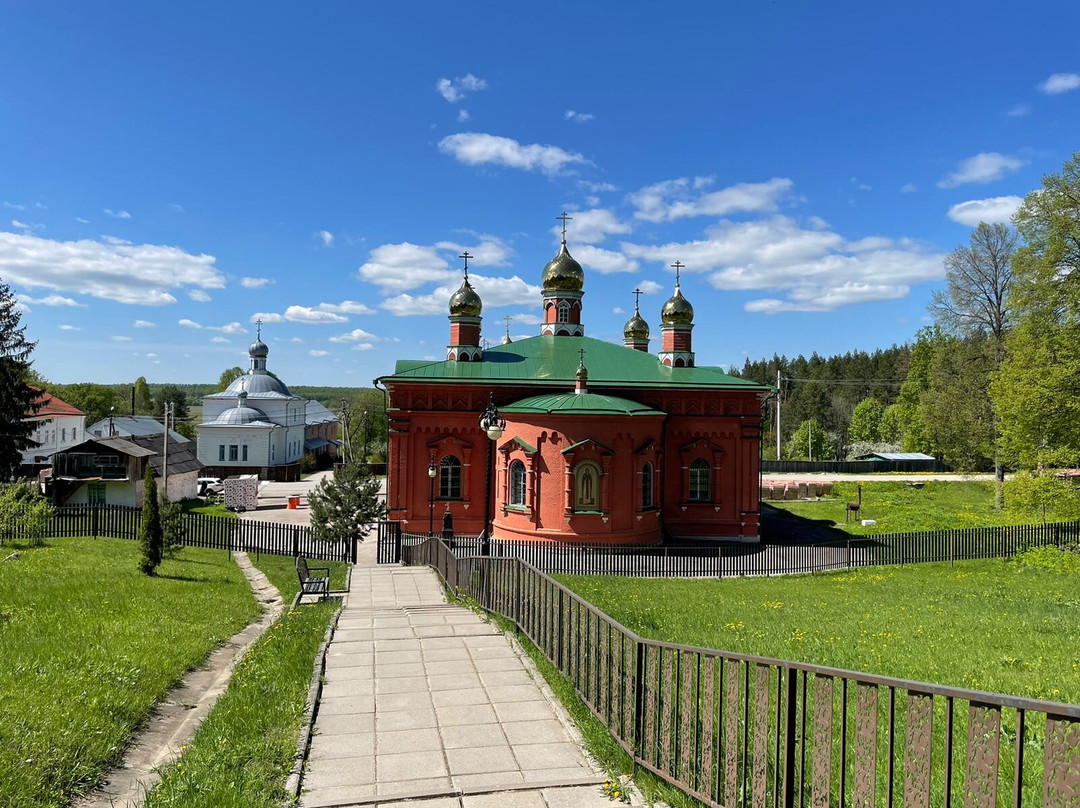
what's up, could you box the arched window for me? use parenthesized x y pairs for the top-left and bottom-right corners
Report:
(574, 462), (600, 511)
(439, 455), (461, 499)
(557, 301), (571, 323)
(641, 462), (654, 509)
(509, 460), (526, 506)
(689, 458), (710, 502)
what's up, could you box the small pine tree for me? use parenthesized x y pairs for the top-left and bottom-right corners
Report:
(138, 465), (164, 575)
(309, 462), (385, 549)
(160, 498), (184, 558)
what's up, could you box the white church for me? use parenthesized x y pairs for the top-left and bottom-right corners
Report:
(196, 327), (338, 481)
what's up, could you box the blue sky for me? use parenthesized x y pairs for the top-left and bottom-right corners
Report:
(4, 1), (1079, 386)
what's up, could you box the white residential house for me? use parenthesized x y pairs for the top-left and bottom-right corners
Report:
(21, 389), (87, 471)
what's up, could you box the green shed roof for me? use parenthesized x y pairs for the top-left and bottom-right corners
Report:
(380, 335), (770, 392)
(502, 391), (666, 416)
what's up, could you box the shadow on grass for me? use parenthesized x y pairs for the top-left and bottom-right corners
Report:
(760, 502), (856, 545)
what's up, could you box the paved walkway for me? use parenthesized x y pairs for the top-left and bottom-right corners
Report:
(298, 541), (615, 808)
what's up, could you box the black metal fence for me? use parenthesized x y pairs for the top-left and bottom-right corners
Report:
(375, 520), (1080, 578)
(761, 458), (947, 474)
(2, 504), (354, 563)
(403, 536), (1080, 808)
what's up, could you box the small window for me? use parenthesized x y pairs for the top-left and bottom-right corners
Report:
(242, 445), (248, 462)
(509, 460), (526, 506)
(439, 456), (462, 499)
(62, 428), (67, 442)
(574, 463), (600, 511)
(557, 301), (571, 323)
(272, 444), (276, 461)
(88, 483), (106, 506)
(642, 462), (654, 509)
(219, 445), (225, 462)
(229, 445), (239, 462)
(689, 458), (710, 502)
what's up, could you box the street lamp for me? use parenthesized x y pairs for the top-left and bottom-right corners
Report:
(427, 453), (437, 536)
(477, 393), (505, 555)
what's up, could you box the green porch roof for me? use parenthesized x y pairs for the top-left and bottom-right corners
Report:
(502, 391), (665, 416)
(380, 335), (770, 392)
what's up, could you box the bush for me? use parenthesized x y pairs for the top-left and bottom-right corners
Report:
(1004, 471), (1080, 522)
(160, 499), (184, 558)
(0, 482), (53, 546)
(138, 466), (163, 575)
(300, 451), (318, 474)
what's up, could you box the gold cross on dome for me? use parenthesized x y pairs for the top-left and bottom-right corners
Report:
(557, 211), (573, 240)
(459, 251), (472, 279)
(504, 315), (512, 336)
(670, 260), (685, 284)
(632, 287), (643, 311)
(578, 347), (586, 366)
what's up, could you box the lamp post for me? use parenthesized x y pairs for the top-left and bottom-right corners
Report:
(477, 393), (505, 556)
(427, 453), (437, 536)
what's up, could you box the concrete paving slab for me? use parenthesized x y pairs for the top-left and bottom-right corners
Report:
(446, 745), (519, 776)
(375, 707), (438, 732)
(377, 727), (443, 754)
(462, 789), (545, 808)
(308, 732), (375, 761)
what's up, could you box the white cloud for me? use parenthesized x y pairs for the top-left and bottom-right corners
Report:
(329, 328), (379, 343)
(146, 352), (157, 358)
(317, 300), (375, 315)
(133, 319), (156, 328)
(58, 324), (79, 331)
(938, 152), (1027, 188)
(899, 183), (917, 193)
(17, 293), (84, 307)
(317, 230), (334, 247)
(179, 318), (202, 329)
(1007, 104), (1031, 117)
(75, 217), (90, 224)
(282, 305), (348, 324)
(946, 196), (1023, 226)
(565, 110), (594, 123)
(188, 289), (212, 302)
(628, 177), (793, 222)
(111, 335), (133, 341)
(0, 230), (223, 305)
(251, 312), (285, 323)
(309, 349), (330, 357)
(169, 203), (185, 212)
(438, 133), (588, 176)
(509, 312), (544, 326)
(573, 244), (639, 274)
(551, 209), (631, 244)
(350, 343), (375, 351)
(210, 336), (229, 343)
(12, 219), (44, 231)
(457, 109), (470, 123)
(1038, 72), (1080, 95)
(103, 208), (131, 219)
(623, 215), (944, 313)
(580, 181), (619, 194)
(435, 73), (487, 103)
(4, 202), (27, 211)
(289, 337), (303, 343)
(434, 235), (512, 267)
(612, 306), (626, 314)
(381, 273), (541, 316)
(358, 242), (453, 292)
(637, 280), (663, 295)
(240, 276), (272, 289)
(214, 322), (247, 335)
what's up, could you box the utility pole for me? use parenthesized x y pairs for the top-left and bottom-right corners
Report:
(775, 370), (782, 461)
(163, 402), (171, 499)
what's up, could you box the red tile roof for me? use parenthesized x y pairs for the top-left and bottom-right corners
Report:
(28, 387), (85, 418)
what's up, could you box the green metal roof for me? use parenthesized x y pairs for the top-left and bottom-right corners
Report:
(502, 391), (665, 416)
(381, 335), (770, 391)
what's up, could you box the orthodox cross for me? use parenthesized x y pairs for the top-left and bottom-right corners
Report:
(459, 251), (472, 280)
(670, 260), (684, 285)
(557, 211), (573, 240)
(633, 287), (643, 312)
(578, 347), (586, 366)
(504, 315), (512, 338)
(255, 318), (263, 340)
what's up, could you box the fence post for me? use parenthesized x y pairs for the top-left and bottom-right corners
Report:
(1000, 527), (1006, 560)
(633, 639), (645, 768)
(782, 666), (797, 808)
(92, 505), (99, 540)
(394, 523), (402, 564)
(846, 539), (851, 570)
(950, 533), (955, 567)
(292, 526), (299, 558)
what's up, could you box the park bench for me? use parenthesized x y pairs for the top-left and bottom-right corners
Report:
(295, 556), (330, 602)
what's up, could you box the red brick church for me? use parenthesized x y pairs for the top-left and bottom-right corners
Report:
(377, 222), (771, 543)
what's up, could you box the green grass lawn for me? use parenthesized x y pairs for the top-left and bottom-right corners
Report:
(143, 599), (338, 808)
(0, 537), (260, 808)
(770, 480), (1070, 535)
(178, 498), (236, 518)
(249, 554), (350, 602)
(556, 552), (1080, 704)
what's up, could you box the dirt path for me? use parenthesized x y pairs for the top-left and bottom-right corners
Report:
(74, 553), (282, 808)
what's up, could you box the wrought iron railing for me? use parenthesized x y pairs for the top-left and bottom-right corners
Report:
(402, 536), (1080, 808)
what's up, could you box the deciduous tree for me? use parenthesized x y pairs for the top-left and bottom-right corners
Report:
(849, 397), (884, 444)
(133, 376), (154, 415)
(217, 366), (244, 391)
(785, 418), (835, 461)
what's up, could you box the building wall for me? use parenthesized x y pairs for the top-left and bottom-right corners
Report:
(22, 414), (87, 465)
(197, 426), (275, 467)
(386, 381), (763, 542)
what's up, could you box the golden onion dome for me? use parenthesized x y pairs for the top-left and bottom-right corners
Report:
(541, 241), (585, 292)
(623, 310), (650, 340)
(661, 284), (694, 324)
(449, 276), (482, 317)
